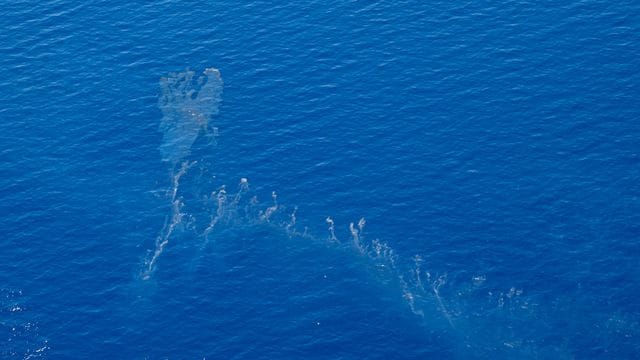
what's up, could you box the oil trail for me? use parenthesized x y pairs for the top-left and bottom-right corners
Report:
(143, 68), (223, 279)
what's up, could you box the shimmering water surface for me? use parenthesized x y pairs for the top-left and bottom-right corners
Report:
(1, 1), (639, 358)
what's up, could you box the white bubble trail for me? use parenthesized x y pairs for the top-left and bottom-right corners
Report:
(400, 275), (424, 317)
(427, 272), (454, 327)
(233, 178), (250, 205)
(260, 191), (279, 222)
(326, 216), (338, 242)
(413, 255), (424, 290)
(171, 160), (197, 200)
(202, 186), (227, 241)
(144, 198), (184, 279)
(349, 221), (365, 254)
(285, 206), (298, 236)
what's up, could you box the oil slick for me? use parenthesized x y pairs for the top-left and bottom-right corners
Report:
(158, 68), (222, 167)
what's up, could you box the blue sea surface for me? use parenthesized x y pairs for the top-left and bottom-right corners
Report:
(1, 0), (639, 358)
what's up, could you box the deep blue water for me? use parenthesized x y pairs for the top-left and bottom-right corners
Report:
(2, 0), (639, 358)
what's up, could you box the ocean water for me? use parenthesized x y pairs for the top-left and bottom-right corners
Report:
(1, 0), (639, 358)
